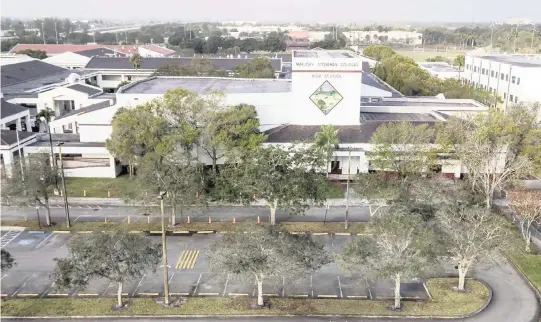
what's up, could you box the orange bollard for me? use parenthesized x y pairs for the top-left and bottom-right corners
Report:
(107, 190), (111, 198)
(232, 217), (236, 224)
(257, 216), (261, 224)
(208, 216), (212, 224)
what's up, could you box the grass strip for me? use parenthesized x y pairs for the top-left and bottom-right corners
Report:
(1, 278), (489, 317)
(1, 220), (367, 234)
(511, 254), (541, 293)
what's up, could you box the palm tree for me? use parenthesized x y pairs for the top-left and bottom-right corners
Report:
(454, 55), (465, 79)
(36, 107), (59, 189)
(129, 52), (142, 70)
(314, 124), (339, 178)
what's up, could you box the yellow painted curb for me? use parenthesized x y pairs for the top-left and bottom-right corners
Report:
(172, 231), (190, 234)
(170, 292), (190, 296)
(228, 293), (249, 296)
(288, 294), (308, 297)
(312, 233), (329, 235)
(48, 293), (69, 297)
(53, 231), (71, 234)
(149, 231), (162, 234)
(317, 294), (338, 298)
(76, 231), (93, 234)
(199, 292), (220, 296)
(347, 295), (368, 299)
(289, 232), (299, 235)
(129, 231), (142, 233)
(335, 232), (352, 236)
(78, 293), (99, 296)
(197, 231), (214, 234)
(1, 294), (8, 297)
(137, 293), (159, 296)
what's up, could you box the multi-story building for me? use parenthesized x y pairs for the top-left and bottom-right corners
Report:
(461, 54), (541, 108)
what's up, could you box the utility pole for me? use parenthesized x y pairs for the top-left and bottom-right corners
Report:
(344, 148), (351, 230)
(158, 191), (170, 306)
(490, 23), (494, 52)
(513, 23), (519, 53)
(532, 25), (536, 50)
(41, 21), (46, 44)
(57, 142), (71, 228)
(125, 31), (128, 44)
(54, 21), (59, 44)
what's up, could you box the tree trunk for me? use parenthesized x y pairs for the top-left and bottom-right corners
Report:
(128, 161), (132, 178)
(117, 281), (123, 308)
(170, 197), (176, 227)
(212, 149), (217, 174)
(269, 200), (277, 225)
(179, 206), (184, 223)
(485, 193), (491, 209)
(457, 262), (469, 291)
(526, 231), (531, 253)
(44, 199), (52, 226)
(255, 274), (264, 306)
(394, 273), (401, 309)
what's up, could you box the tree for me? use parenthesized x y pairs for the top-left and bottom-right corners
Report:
(262, 31), (287, 52)
(129, 52), (142, 70)
(339, 209), (439, 309)
(152, 59), (227, 77)
(234, 57), (275, 78)
(353, 172), (403, 217)
(116, 81), (130, 90)
(106, 105), (170, 177)
(362, 45), (395, 61)
(1, 250), (15, 271)
(208, 223), (330, 306)
(507, 189), (541, 253)
(425, 56), (447, 62)
(53, 231), (161, 308)
(200, 104), (266, 172)
(437, 110), (534, 208)
(453, 55), (465, 78)
(313, 125), (339, 177)
(368, 121), (436, 181)
(15, 49), (48, 59)
(436, 205), (509, 291)
(135, 150), (207, 226)
(216, 145), (328, 225)
(2, 153), (58, 226)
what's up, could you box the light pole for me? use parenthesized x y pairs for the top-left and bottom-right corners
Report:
(35, 205), (41, 229)
(40, 115), (59, 191)
(57, 142), (71, 228)
(345, 148), (351, 230)
(158, 191), (170, 305)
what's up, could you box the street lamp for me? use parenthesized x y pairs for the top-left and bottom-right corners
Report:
(157, 191), (170, 305)
(35, 205), (41, 229)
(57, 142), (71, 228)
(40, 115), (59, 191)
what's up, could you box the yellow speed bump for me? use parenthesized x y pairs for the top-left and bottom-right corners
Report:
(175, 250), (200, 269)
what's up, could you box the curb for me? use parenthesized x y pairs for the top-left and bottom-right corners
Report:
(507, 256), (541, 322)
(15, 230), (359, 236)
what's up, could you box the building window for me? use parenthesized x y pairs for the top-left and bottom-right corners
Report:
(504, 93), (507, 99)
(506, 74), (509, 81)
(515, 96), (518, 103)
(512, 76), (516, 84)
(127, 75), (132, 81)
(491, 71), (494, 77)
(481, 68), (485, 75)
(517, 77), (520, 85)
(501, 73), (505, 80)
(510, 94), (514, 101)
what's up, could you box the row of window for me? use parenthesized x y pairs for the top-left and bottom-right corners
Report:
(503, 93), (519, 103)
(464, 79), (519, 103)
(465, 64), (521, 84)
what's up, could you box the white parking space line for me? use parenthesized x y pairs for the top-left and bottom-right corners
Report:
(168, 273), (175, 285)
(1, 230), (24, 249)
(365, 277), (372, 299)
(73, 216), (81, 222)
(337, 276), (343, 298)
(13, 274), (35, 296)
(35, 232), (56, 249)
(132, 274), (146, 296)
(101, 282), (112, 297)
(310, 275), (314, 298)
(222, 274), (230, 296)
(193, 273), (203, 294)
(1, 274), (7, 281)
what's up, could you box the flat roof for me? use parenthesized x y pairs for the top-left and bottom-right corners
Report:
(360, 112), (437, 122)
(293, 50), (357, 59)
(28, 140), (105, 148)
(418, 62), (459, 73)
(121, 77), (292, 95)
(361, 73), (403, 98)
(361, 98), (479, 108)
(1, 60), (67, 87)
(478, 55), (541, 68)
(1, 69), (95, 94)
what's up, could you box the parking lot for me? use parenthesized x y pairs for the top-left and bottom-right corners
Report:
(0, 230), (428, 300)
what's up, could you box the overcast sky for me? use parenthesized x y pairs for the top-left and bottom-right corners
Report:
(1, 0), (539, 23)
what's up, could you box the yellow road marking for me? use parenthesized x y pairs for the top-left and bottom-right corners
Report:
(170, 292), (190, 296)
(172, 231), (190, 234)
(317, 294), (338, 298)
(138, 292), (159, 296)
(198, 292), (219, 296)
(197, 231), (214, 234)
(78, 293), (99, 296)
(48, 293), (69, 296)
(1, 294), (8, 297)
(347, 295), (368, 299)
(176, 250), (200, 269)
(228, 293), (249, 296)
(288, 294), (308, 297)
(17, 294), (39, 297)
(311, 232), (328, 235)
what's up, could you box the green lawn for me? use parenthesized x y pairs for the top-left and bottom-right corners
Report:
(0, 220), (367, 234)
(395, 50), (465, 62)
(511, 254), (541, 292)
(0, 278), (489, 317)
(63, 176), (136, 198)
